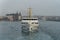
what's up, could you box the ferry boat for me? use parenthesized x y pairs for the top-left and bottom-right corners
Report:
(21, 8), (39, 33)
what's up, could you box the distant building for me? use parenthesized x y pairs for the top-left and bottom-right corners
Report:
(0, 16), (8, 21)
(0, 16), (4, 21)
(6, 14), (15, 21)
(6, 12), (22, 21)
(41, 16), (47, 21)
(18, 12), (22, 21)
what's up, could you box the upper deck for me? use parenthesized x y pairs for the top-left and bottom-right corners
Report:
(21, 17), (39, 26)
(22, 17), (38, 22)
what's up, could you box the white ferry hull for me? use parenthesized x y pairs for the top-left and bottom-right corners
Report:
(21, 20), (39, 33)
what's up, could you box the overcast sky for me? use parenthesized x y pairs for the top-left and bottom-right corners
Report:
(0, 0), (60, 16)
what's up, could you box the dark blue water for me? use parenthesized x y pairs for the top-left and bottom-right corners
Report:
(0, 21), (60, 40)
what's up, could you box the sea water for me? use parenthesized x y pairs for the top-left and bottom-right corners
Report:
(0, 21), (60, 40)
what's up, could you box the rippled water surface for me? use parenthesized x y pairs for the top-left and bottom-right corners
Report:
(0, 21), (60, 40)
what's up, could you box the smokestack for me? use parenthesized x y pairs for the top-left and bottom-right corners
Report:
(28, 8), (32, 18)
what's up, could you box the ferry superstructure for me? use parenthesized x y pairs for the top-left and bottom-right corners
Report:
(21, 8), (39, 32)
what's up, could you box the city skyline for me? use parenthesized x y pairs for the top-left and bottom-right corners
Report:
(0, 0), (60, 16)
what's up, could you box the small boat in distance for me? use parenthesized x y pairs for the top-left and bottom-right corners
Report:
(21, 8), (39, 33)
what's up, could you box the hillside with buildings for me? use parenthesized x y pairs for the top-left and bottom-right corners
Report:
(0, 12), (22, 21)
(0, 12), (60, 21)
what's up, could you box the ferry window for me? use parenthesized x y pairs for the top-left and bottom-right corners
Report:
(32, 22), (34, 24)
(21, 22), (24, 24)
(22, 26), (27, 28)
(21, 22), (28, 24)
(31, 28), (32, 30)
(32, 22), (38, 24)
(35, 22), (38, 24)
(22, 19), (38, 20)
